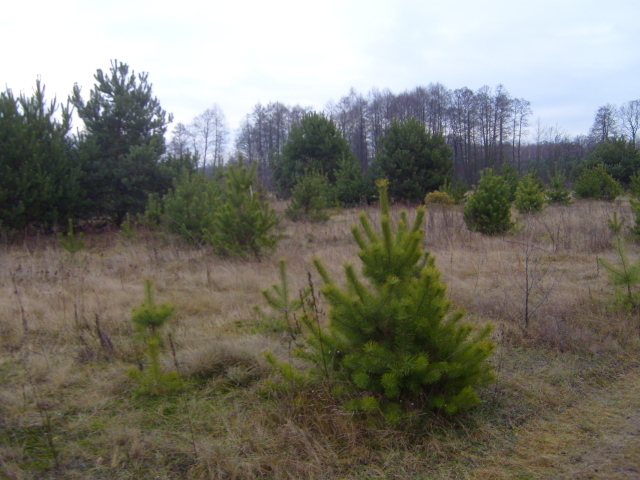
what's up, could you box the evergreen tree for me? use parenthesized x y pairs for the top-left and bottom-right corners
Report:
(463, 169), (514, 235)
(285, 171), (334, 222)
(161, 169), (220, 243)
(514, 173), (546, 214)
(272, 112), (355, 196)
(546, 165), (572, 205)
(372, 117), (452, 203)
(71, 60), (173, 223)
(333, 156), (373, 206)
(301, 180), (495, 417)
(0, 81), (80, 229)
(581, 138), (640, 186)
(574, 163), (622, 200)
(206, 159), (280, 257)
(499, 164), (521, 203)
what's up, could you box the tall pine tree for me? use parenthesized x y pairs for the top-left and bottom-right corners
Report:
(71, 60), (173, 223)
(272, 112), (356, 196)
(372, 117), (452, 203)
(0, 80), (80, 229)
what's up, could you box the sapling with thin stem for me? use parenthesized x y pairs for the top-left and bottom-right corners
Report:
(599, 237), (640, 309)
(254, 258), (309, 336)
(129, 279), (181, 395)
(57, 218), (84, 255)
(607, 211), (626, 236)
(501, 239), (558, 332)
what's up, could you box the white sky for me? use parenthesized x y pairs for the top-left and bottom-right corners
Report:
(2, 0), (639, 140)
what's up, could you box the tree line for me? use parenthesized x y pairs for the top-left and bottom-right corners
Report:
(230, 85), (640, 187)
(2, 58), (640, 232)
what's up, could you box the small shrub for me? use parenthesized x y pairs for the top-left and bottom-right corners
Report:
(206, 160), (280, 257)
(285, 171), (334, 222)
(629, 199), (640, 239)
(514, 173), (546, 214)
(463, 169), (514, 235)
(424, 190), (454, 206)
(607, 211), (626, 236)
(574, 164), (622, 200)
(254, 258), (310, 334)
(629, 170), (640, 199)
(120, 213), (137, 239)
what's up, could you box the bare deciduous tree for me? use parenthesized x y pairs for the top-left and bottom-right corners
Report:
(589, 104), (618, 144)
(619, 99), (640, 146)
(191, 104), (228, 173)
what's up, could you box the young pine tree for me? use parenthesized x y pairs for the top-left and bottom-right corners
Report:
(285, 171), (334, 222)
(574, 164), (622, 201)
(546, 165), (572, 205)
(599, 237), (640, 309)
(514, 173), (546, 214)
(129, 280), (181, 395)
(463, 169), (514, 235)
(161, 169), (220, 243)
(302, 179), (495, 417)
(206, 159), (279, 257)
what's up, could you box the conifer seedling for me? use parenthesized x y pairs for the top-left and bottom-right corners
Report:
(599, 237), (640, 309)
(58, 218), (84, 255)
(129, 279), (181, 395)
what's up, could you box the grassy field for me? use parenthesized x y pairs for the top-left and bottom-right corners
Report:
(1, 199), (640, 479)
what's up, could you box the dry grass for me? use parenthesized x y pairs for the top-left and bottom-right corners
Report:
(1, 198), (639, 479)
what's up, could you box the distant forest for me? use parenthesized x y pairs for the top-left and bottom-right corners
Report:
(175, 84), (639, 186)
(2, 59), (639, 231)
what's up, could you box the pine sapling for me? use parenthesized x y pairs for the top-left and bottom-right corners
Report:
(254, 258), (310, 335)
(599, 237), (640, 309)
(58, 218), (84, 255)
(129, 279), (181, 395)
(607, 211), (626, 236)
(206, 159), (280, 257)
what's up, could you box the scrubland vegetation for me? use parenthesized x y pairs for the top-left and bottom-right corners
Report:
(2, 197), (640, 479)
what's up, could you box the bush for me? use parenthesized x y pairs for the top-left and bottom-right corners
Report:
(463, 169), (514, 235)
(285, 171), (334, 222)
(424, 190), (454, 206)
(372, 117), (453, 202)
(296, 179), (495, 418)
(574, 164), (622, 201)
(514, 173), (546, 214)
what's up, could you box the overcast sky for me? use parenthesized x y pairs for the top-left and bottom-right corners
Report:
(2, 0), (639, 141)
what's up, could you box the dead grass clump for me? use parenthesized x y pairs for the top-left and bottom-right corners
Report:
(180, 338), (269, 385)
